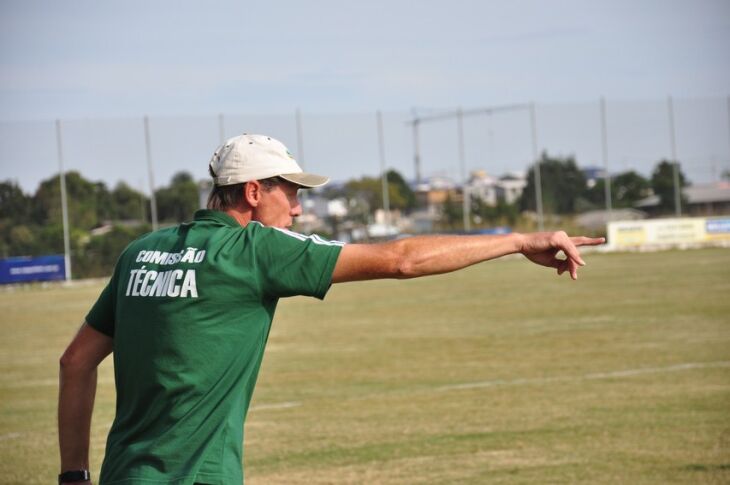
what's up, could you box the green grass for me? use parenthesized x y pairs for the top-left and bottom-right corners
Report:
(1, 249), (729, 484)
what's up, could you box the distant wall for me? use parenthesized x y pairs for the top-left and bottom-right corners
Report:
(0, 255), (66, 284)
(607, 217), (730, 250)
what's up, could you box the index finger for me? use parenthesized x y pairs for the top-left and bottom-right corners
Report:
(570, 236), (606, 247)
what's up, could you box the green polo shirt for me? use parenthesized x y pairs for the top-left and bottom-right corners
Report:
(86, 210), (343, 484)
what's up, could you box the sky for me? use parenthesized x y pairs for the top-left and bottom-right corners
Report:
(1, 0), (729, 192)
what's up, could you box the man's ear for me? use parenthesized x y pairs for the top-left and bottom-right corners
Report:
(244, 181), (262, 207)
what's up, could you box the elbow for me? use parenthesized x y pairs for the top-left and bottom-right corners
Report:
(390, 241), (418, 279)
(59, 348), (76, 374)
(59, 347), (90, 376)
(394, 258), (418, 279)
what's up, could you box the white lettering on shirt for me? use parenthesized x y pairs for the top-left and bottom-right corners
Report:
(125, 247), (205, 299)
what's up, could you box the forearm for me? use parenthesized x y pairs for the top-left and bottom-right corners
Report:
(389, 232), (525, 278)
(58, 365), (97, 472)
(332, 230), (603, 283)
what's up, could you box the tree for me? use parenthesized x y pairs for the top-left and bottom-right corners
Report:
(0, 181), (32, 222)
(520, 153), (586, 214)
(385, 170), (416, 211)
(470, 194), (519, 227)
(442, 192), (462, 228)
(155, 172), (199, 222)
(32, 171), (101, 230)
(112, 182), (148, 221)
(74, 224), (152, 277)
(584, 171), (650, 209)
(650, 160), (688, 213)
(343, 169), (415, 212)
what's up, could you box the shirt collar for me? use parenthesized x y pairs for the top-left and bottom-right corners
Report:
(193, 209), (241, 228)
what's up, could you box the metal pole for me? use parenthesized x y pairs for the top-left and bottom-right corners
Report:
(667, 96), (682, 216)
(726, 95), (730, 178)
(144, 116), (159, 230)
(600, 97), (613, 219)
(457, 107), (470, 232)
(55, 120), (72, 281)
(377, 110), (391, 231)
(530, 102), (544, 231)
(412, 116), (422, 185)
(218, 113), (225, 144)
(295, 108), (310, 233)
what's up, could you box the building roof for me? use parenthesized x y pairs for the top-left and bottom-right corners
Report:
(635, 183), (730, 208)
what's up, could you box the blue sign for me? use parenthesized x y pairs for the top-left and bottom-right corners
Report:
(706, 218), (730, 234)
(472, 226), (512, 235)
(0, 255), (66, 284)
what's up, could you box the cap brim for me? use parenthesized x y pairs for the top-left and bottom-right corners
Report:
(279, 172), (329, 188)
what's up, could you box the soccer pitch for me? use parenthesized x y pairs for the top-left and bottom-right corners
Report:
(1, 249), (729, 484)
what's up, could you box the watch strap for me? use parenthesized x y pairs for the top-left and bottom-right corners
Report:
(58, 469), (91, 484)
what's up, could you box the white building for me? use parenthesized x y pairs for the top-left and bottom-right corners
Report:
(496, 172), (527, 205)
(465, 170), (527, 206)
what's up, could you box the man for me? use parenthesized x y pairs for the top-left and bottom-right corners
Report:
(58, 134), (604, 484)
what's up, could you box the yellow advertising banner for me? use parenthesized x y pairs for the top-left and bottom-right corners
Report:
(608, 217), (730, 249)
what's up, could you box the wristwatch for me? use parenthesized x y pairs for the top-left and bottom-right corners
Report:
(58, 469), (91, 484)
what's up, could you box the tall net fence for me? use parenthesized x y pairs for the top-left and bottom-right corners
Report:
(2, 96), (728, 196)
(1, 96), (729, 276)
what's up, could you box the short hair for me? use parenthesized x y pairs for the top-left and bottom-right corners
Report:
(206, 174), (282, 211)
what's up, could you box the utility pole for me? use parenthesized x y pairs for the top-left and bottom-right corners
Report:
(667, 96), (682, 216)
(412, 115), (422, 185)
(530, 102), (544, 231)
(600, 97), (613, 218)
(377, 110), (391, 232)
(55, 120), (72, 281)
(457, 107), (470, 232)
(144, 116), (159, 230)
(295, 108), (310, 233)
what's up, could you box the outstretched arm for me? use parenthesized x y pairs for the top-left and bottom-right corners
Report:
(58, 323), (113, 482)
(331, 231), (604, 283)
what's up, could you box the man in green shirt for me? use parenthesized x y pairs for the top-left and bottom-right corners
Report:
(58, 134), (604, 484)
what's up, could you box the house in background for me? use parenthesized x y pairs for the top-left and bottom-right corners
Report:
(635, 182), (730, 216)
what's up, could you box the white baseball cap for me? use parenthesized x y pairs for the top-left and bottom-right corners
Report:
(209, 133), (329, 188)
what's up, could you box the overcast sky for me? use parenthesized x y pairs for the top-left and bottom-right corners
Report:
(1, 0), (729, 191)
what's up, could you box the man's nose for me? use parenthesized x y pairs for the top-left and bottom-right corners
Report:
(290, 198), (303, 217)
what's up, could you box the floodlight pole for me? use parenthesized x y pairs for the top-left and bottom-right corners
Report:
(530, 102), (544, 231)
(726, 95), (730, 177)
(600, 97), (613, 218)
(457, 107), (470, 232)
(295, 108), (310, 233)
(377, 110), (391, 231)
(144, 116), (159, 231)
(55, 120), (72, 281)
(412, 115), (422, 185)
(667, 96), (682, 216)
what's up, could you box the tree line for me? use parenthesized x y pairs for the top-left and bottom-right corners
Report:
(0, 156), (687, 278)
(0, 171), (200, 277)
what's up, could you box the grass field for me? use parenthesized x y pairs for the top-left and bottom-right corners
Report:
(1, 248), (729, 484)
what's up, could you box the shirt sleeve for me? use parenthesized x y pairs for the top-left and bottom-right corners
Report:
(254, 226), (344, 299)
(85, 259), (122, 337)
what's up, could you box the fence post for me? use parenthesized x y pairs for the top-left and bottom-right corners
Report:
(144, 116), (159, 230)
(530, 102), (544, 231)
(55, 119), (72, 281)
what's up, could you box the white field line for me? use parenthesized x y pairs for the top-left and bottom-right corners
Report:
(437, 361), (730, 392)
(0, 432), (22, 441)
(249, 401), (301, 411)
